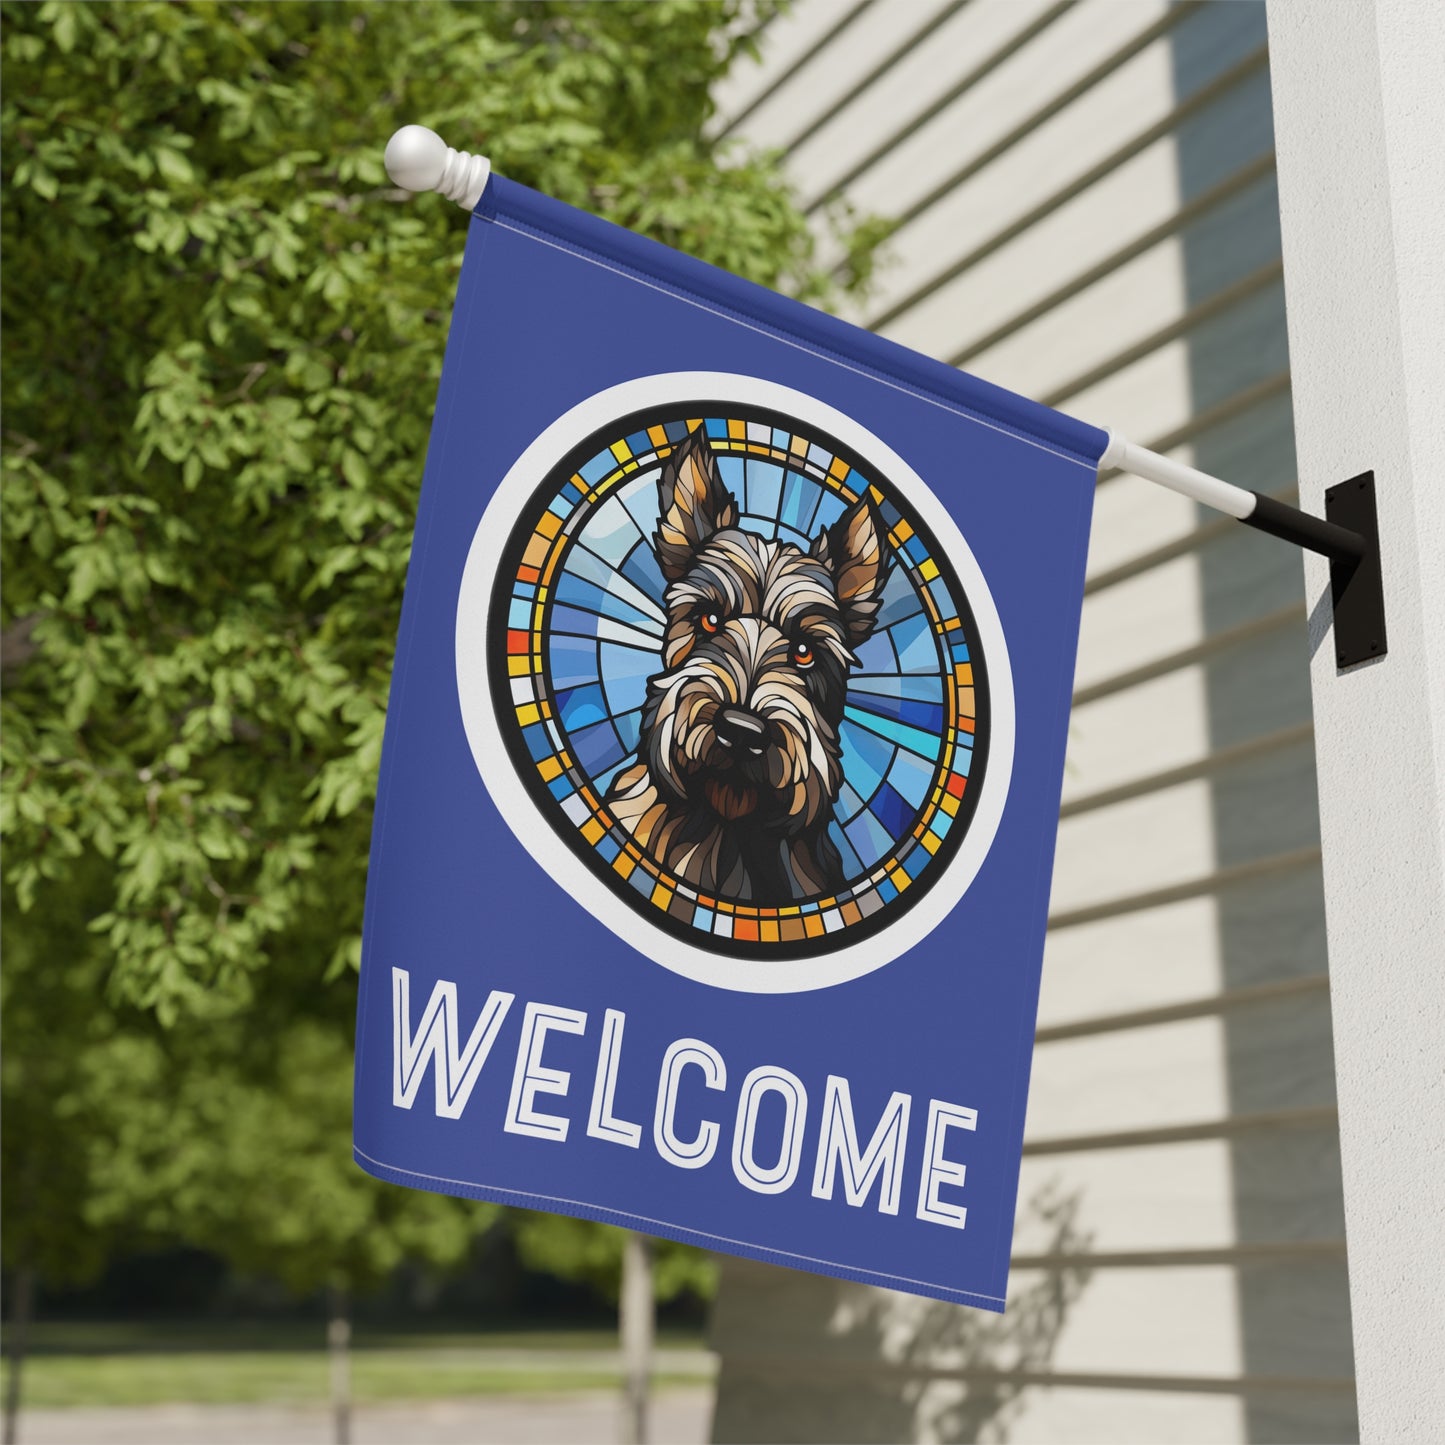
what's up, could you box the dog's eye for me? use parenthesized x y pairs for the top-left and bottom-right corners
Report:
(792, 641), (815, 669)
(699, 610), (722, 634)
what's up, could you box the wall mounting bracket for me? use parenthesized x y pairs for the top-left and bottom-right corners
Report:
(1100, 432), (1387, 670)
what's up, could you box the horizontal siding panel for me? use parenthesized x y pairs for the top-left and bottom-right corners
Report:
(970, 1384), (1245, 1443)
(1039, 895), (1222, 1023)
(709, 0), (875, 127)
(1023, 1017), (1230, 1139)
(860, 33), (1181, 306)
(838, 1), (1173, 226)
(959, 228), (1187, 398)
(1014, 1139), (1235, 1254)
(1074, 556), (1204, 693)
(787, 0), (1058, 194)
(850, 18), (1181, 328)
(1067, 343), (1210, 457)
(711, 1262), (1247, 1380)
(955, 152), (1278, 370)
(1019, 1265), (1242, 1377)
(1084, 472), (1201, 580)
(1015, 1137), (1344, 1258)
(717, 0), (955, 153)
(862, 35), (1270, 336)
(1059, 722), (1315, 820)
(1063, 666), (1213, 801)
(1049, 778), (1215, 916)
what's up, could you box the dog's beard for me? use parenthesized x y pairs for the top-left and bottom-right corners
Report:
(703, 775), (759, 820)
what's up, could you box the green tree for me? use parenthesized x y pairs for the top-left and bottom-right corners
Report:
(2, 0), (881, 1020)
(1, 0), (884, 1410)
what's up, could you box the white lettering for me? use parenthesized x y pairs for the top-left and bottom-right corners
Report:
(654, 1038), (726, 1168)
(811, 1076), (912, 1214)
(504, 1002), (587, 1141)
(915, 1099), (977, 1229)
(587, 1008), (642, 1147)
(732, 1065), (808, 1195)
(392, 967), (514, 1119)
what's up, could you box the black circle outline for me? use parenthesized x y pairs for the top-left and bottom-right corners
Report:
(485, 402), (991, 963)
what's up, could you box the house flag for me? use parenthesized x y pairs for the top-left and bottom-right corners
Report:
(352, 171), (1108, 1313)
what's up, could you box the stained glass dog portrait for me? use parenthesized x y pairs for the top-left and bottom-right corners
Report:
(606, 428), (890, 903)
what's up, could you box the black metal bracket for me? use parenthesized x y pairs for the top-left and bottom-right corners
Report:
(1324, 472), (1387, 668)
(1242, 471), (1386, 669)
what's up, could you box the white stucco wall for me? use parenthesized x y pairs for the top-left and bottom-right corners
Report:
(1267, 2), (1445, 1438)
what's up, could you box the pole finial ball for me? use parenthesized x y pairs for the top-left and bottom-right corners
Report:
(384, 125), (448, 192)
(383, 125), (491, 211)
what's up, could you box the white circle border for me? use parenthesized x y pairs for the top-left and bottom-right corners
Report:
(455, 372), (1015, 993)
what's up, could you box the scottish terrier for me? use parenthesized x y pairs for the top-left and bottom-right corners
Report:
(605, 427), (890, 904)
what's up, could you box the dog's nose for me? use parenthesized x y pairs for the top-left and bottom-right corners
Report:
(715, 708), (769, 756)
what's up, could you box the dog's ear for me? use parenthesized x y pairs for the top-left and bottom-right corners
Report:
(812, 496), (891, 645)
(655, 430), (738, 581)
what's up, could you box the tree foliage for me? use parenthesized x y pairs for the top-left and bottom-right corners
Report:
(2, 0), (882, 1304)
(2, 0), (878, 1017)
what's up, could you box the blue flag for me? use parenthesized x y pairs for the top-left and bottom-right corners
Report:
(353, 175), (1106, 1312)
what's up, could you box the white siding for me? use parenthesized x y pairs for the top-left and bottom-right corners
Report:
(707, 3), (1355, 1441)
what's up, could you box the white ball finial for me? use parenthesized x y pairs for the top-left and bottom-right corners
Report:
(385, 125), (448, 192)
(384, 125), (491, 212)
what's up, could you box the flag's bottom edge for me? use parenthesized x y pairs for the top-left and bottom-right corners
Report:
(353, 1143), (1006, 1314)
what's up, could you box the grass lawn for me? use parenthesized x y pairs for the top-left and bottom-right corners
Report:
(0, 1324), (714, 1409)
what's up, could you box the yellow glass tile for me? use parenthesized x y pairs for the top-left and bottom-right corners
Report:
(515, 703), (541, 727)
(803, 914), (826, 938)
(536, 512), (562, 540)
(685, 417), (703, 432)
(613, 853), (635, 880)
(888, 867), (911, 892)
(829, 456), (850, 479)
(507, 656), (530, 677)
(581, 818), (605, 845)
(761, 919), (781, 942)
(648, 425), (669, 447)
(919, 558), (940, 582)
(610, 440), (632, 463)
(920, 831), (941, 855)
(955, 663), (974, 686)
(651, 882), (673, 909)
(728, 419), (746, 439)
(941, 792), (961, 817)
(869, 485), (884, 503)
(537, 755), (564, 782)
(893, 519), (914, 542)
